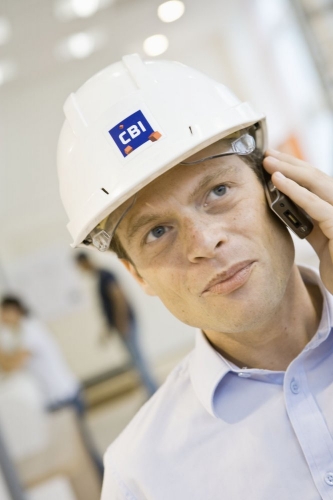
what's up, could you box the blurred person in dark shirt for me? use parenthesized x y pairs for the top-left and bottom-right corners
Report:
(75, 253), (158, 397)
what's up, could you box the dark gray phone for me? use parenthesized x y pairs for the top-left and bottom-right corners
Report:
(262, 167), (313, 239)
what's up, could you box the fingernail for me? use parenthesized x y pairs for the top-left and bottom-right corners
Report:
(266, 149), (280, 155)
(265, 156), (279, 164)
(274, 171), (285, 180)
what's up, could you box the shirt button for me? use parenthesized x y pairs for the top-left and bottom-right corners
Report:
(290, 378), (300, 394)
(238, 372), (251, 378)
(325, 472), (333, 486)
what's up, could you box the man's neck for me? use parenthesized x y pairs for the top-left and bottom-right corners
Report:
(204, 267), (323, 372)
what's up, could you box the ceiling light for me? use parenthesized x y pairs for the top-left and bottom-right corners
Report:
(67, 32), (95, 59)
(55, 30), (107, 61)
(143, 34), (169, 57)
(54, 0), (114, 21)
(157, 1), (185, 23)
(71, 0), (100, 18)
(0, 17), (12, 45)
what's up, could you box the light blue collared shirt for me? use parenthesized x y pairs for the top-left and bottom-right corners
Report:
(102, 266), (333, 499)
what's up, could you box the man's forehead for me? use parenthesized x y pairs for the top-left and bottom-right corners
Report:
(119, 159), (243, 224)
(138, 158), (241, 201)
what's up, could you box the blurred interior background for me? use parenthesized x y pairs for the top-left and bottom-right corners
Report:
(0, 0), (332, 498)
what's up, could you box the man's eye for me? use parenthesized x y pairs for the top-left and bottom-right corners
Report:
(212, 184), (227, 197)
(146, 225), (169, 243)
(206, 184), (228, 202)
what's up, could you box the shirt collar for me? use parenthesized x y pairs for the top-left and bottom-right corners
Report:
(189, 329), (231, 417)
(189, 265), (333, 417)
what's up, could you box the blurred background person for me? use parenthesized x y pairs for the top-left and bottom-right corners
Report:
(75, 253), (158, 397)
(0, 295), (103, 479)
(0, 296), (79, 407)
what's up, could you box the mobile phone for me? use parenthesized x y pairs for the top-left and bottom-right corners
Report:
(262, 167), (313, 239)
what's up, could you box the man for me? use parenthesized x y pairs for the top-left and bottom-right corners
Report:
(75, 252), (157, 397)
(57, 54), (333, 499)
(0, 296), (81, 409)
(0, 295), (104, 478)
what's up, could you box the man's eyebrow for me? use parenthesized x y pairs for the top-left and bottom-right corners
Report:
(188, 163), (239, 202)
(126, 213), (164, 241)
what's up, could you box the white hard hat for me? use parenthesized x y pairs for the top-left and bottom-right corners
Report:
(57, 53), (266, 250)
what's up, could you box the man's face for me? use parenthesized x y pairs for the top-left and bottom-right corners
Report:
(76, 259), (92, 272)
(0, 306), (22, 328)
(116, 155), (295, 335)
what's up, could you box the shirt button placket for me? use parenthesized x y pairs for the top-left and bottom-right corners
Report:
(285, 366), (333, 498)
(290, 378), (300, 394)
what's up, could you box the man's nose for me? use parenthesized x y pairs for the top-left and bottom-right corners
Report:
(182, 215), (228, 263)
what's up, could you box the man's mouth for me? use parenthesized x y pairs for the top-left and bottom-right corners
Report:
(201, 260), (255, 296)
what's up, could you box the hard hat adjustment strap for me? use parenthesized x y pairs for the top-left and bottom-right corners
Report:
(84, 194), (138, 252)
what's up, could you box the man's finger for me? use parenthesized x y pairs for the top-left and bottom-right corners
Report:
(265, 149), (309, 168)
(263, 154), (333, 205)
(264, 150), (310, 175)
(272, 171), (333, 241)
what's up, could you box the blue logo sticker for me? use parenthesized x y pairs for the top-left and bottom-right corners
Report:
(108, 110), (162, 157)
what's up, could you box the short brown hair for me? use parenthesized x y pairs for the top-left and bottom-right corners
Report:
(241, 148), (264, 186)
(109, 232), (133, 262)
(1, 296), (29, 315)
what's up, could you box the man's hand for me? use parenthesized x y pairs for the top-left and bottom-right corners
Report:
(263, 149), (333, 294)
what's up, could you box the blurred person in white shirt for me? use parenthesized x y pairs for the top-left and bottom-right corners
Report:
(0, 296), (79, 407)
(0, 295), (103, 478)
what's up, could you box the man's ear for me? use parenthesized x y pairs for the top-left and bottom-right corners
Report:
(120, 259), (157, 296)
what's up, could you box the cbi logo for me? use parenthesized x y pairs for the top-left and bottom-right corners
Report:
(109, 110), (162, 157)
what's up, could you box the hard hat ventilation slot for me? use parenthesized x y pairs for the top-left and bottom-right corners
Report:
(101, 188), (109, 194)
(189, 126), (193, 135)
